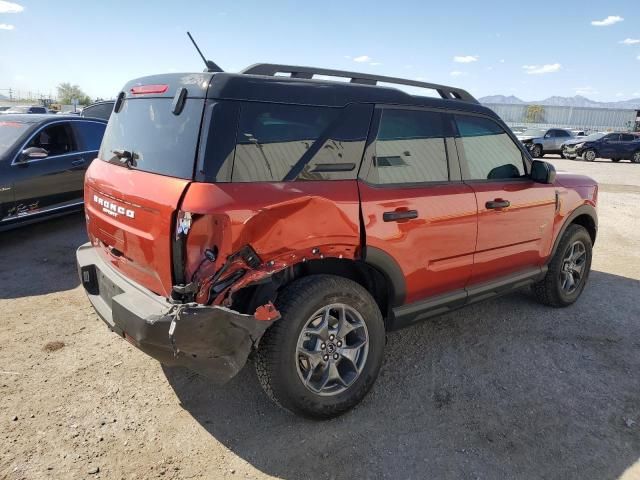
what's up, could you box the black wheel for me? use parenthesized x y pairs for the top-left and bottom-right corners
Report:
(531, 144), (543, 158)
(633, 151), (640, 164)
(583, 149), (597, 162)
(560, 150), (566, 159)
(255, 275), (385, 419)
(612, 158), (621, 163)
(534, 224), (592, 307)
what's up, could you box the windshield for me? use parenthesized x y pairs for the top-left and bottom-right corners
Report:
(99, 97), (204, 179)
(0, 120), (29, 151)
(582, 133), (606, 141)
(521, 129), (547, 137)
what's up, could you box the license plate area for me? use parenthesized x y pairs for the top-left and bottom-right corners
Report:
(97, 270), (124, 310)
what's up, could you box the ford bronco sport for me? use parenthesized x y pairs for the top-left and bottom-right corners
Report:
(77, 64), (598, 419)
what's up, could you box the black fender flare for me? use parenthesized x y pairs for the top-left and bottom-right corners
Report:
(363, 246), (406, 307)
(549, 204), (597, 260)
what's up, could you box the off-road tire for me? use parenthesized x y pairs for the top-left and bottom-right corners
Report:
(255, 275), (385, 419)
(534, 224), (592, 307)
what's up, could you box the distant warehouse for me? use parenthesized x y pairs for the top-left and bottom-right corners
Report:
(483, 103), (640, 132)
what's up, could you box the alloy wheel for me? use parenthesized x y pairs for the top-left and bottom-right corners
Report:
(295, 303), (369, 396)
(560, 240), (587, 294)
(633, 152), (640, 164)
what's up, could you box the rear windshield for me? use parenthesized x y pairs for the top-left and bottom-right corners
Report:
(0, 120), (29, 152)
(99, 97), (204, 179)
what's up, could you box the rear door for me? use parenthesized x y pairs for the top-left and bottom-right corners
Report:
(453, 114), (557, 285)
(12, 120), (85, 214)
(619, 133), (637, 159)
(599, 133), (620, 158)
(359, 107), (477, 304)
(85, 94), (205, 297)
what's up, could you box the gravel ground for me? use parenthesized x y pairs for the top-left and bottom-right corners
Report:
(1, 156), (639, 480)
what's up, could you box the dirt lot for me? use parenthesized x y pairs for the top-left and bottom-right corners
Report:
(1, 156), (639, 480)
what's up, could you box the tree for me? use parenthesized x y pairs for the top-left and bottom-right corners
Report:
(57, 82), (92, 106)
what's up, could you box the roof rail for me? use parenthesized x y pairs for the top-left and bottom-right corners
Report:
(240, 63), (478, 103)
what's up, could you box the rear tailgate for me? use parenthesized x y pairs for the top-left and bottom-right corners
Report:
(84, 79), (209, 297)
(85, 161), (189, 297)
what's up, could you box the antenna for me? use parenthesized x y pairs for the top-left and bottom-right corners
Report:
(187, 31), (223, 73)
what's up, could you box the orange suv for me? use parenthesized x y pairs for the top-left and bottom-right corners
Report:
(77, 64), (598, 419)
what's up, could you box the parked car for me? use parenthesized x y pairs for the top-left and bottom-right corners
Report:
(81, 101), (115, 121)
(571, 129), (588, 137)
(0, 106), (12, 114)
(571, 132), (640, 163)
(76, 65), (597, 419)
(0, 115), (107, 230)
(561, 132), (606, 159)
(2, 105), (49, 114)
(517, 127), (574, 158)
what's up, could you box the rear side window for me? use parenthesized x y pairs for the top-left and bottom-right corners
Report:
(621, 134), (636, 141)
(26, 122), (77, 156)
(99, 98), (204, 179)
(455, 115), (525, 180)
(72, 121), (106, 151)
(227, 102), (371, 182)
(82, 103), (114, 121)
(367, 109), (449, 185)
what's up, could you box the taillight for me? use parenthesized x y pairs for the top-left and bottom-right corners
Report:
(130, 84), (169, 95)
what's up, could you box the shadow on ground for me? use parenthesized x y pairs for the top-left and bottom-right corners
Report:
(0, 213), (86, 299)
(165, 270), (640, 480)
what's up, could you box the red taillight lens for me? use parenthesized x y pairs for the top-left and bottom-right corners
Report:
(130, 84), (169, 95)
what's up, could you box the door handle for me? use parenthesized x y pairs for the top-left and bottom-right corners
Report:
(383, 209), (418, 222)
(71, 158), (86, 166)
(486, 199), (510, 209)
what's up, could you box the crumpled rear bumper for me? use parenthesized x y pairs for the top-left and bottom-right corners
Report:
(76, 243), (278, 383)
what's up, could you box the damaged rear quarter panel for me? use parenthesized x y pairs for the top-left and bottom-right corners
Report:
(179, 181), (362, 303)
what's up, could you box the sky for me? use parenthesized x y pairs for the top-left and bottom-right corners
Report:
(1, 0), (639, 102)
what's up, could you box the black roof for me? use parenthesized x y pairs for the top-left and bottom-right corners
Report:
(120, 67), (497, 118)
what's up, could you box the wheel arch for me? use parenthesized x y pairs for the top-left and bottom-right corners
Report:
(549, 204), (597, 260)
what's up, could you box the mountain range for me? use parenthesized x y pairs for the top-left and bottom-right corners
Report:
(479, 94), (640, 110)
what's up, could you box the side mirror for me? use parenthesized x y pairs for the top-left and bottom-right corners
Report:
(544, 133), (551, 139)
(530, 160), (556, 184)
(20, 147), (49, 162)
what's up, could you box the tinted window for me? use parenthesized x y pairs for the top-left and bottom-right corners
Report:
(0, 120), (29, 151)
(621, 134), (636, 142)
(82, 102), (114, 121)
(29, 107), (47, 114)
(73, 121), (106, 151)
(368, 109), (448, 185)
(27, 122), (77, 156)
(232, 103), (340, 182)
(455, 115), (525, 180)
(556, 130), (571, 138)
(99, 98), (204, 179)
(604, 134), (620, 141)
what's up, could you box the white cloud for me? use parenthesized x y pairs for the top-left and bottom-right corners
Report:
(620, 38), (640, 45)
(499, 59), (505, 63)
(369, 62), (382, 66)
(0, 23), (14, 30)
(591, 15), (623, 27)
(0, 1), (23, 13)
(522, 63), (562, 74)
(353, 55), (371, 63)
(615, 92), (624, 97)
(575, 86), (598, 96)
(453, 55), (478, 63)
(633, 92), (640, 97)
(450, 71), (466, 77)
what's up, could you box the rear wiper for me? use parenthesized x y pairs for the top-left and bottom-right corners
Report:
(111, 149), (136, 169)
